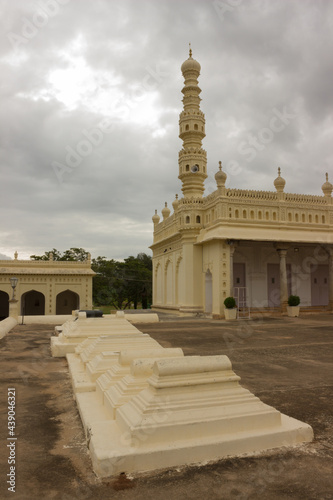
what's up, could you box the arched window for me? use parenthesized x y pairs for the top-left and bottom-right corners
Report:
(302, 213), (305, 222)
(194, 124), (198, 130)
(56, 290), (80, 315)
(250, 211), (255, 220)
(186, 164), (189, 172)
(273, 212), (277, 221)
(21, 290), (45, 316)
(309, 214), (312, 223)
(322, 215), (326, 224)
(258, 211), (262, 220)
(185, 216), (190, 224)
(196, 215), (201, 223)
(235, 209), (239, 219)
(266, 211), (269, 220)
(185, 124), (189, 131)
(243, 210), (247, 219)
(288, 213), (292, 221)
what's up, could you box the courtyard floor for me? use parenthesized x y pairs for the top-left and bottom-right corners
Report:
(0, 314), (332, 500)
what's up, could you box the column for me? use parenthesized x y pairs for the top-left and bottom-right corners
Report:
(329, 247), (333, 311)
(277, 247), (288, 312)
(9, 299), (19, 321)
(229, 243), (236, 297)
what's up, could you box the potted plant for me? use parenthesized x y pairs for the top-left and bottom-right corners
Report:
(287, 295), (300, 317)
(224, 297), (237, 320)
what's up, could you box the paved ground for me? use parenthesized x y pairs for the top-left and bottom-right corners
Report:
(0, 314), (332, 500)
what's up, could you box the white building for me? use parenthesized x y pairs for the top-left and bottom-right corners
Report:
(151, 50), (333, 317)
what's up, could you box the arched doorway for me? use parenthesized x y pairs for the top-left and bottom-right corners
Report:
(205, 270), (213, 314)
(56, 290), (79, 314)
(21, 291), (45, 316)
(0, 291), (9, 320)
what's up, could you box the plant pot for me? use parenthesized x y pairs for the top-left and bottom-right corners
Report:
(287, 306), (300, 317)
(224, 308), (237, 320)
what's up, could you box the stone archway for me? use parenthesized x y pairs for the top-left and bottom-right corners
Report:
(21, 290), (45, 316)
(56, 290), (79, 315)
(0, 291), (9, 320)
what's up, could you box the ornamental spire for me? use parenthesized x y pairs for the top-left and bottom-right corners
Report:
(178, 50), (207, 198)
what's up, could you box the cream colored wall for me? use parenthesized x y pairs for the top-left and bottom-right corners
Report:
(0, 259), (94, 316)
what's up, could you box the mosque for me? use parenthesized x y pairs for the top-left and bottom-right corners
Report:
(151, 49), (333, 317)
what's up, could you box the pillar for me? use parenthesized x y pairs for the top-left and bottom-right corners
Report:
(328, 247), (333, 311)
(9, 299), (19, 321)
(277, 247), (288, 313)
(229, 243), (236, 297)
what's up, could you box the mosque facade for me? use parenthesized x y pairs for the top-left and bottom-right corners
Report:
(151, 50), (333, 317)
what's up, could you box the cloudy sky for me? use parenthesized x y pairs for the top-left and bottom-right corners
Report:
(1, 0), (332, 261)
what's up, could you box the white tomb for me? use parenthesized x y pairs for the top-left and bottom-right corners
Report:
(86, 355), (313, 477)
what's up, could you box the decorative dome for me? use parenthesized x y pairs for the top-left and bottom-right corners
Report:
(321, 173), (332, 197)
(152, 209), (160, 225)
(274, 167), (286, 193)
(181, 46), (201, 75)
(172, 194), (179, 212)
(215, 161), (227, 188)
(162, 202), (171, 220)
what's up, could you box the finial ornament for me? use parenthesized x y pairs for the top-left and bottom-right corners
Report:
(322, 172), (332, 197)
(215, 160), (227, 188)
(189, 42), (192, 58)
(152, 209), (160, 225)
(162, 202), (171, 220)
(274, 167), (286, 193)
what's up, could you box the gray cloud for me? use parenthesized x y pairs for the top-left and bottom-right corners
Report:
(1, 0), (333, 259)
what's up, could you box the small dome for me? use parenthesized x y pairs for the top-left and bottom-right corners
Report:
(322, 173), (332, 197)
(181, 47), (201, 75)
(215, 161), (227, 188)
(162, 202), (171, 220)
(152, 209), (160, 225)
(172, 194), (179, 212)
(274, 168), (286, 193)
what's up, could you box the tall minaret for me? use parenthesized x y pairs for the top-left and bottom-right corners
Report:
(178, 46), (207, 198)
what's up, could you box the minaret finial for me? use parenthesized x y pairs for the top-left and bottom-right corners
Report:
(189, 42), (192, 58)
(219, 161), (222, 171)
(278, 167), (281, 176)
(326, 172), (329, 182)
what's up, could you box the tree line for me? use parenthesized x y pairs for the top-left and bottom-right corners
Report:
(30, 248), (152, 310)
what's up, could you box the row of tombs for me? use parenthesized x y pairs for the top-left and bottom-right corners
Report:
(51, 311), (313, 477)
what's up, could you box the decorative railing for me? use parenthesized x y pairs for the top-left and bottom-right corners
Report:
(226, 189), (278, 201)
(284, 193), (327, 204)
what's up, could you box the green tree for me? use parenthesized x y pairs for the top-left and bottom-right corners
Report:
(30, 247), (89, 261)
(92, 253), (152, 310)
